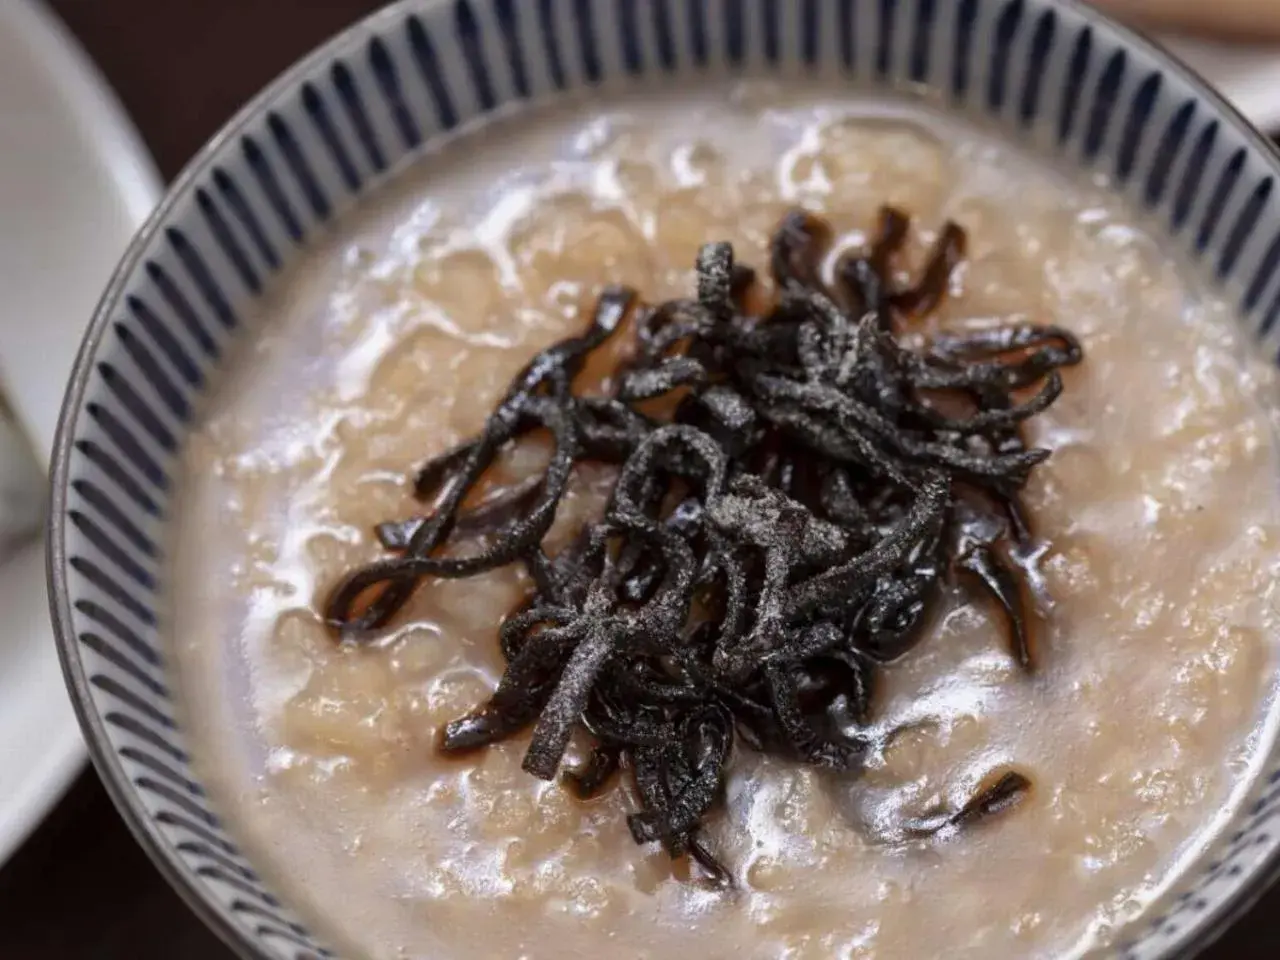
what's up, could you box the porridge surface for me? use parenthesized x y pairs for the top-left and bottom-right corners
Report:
(171, 85), (1280, 960)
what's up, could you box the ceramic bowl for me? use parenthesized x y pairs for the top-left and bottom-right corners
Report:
(48, 1), (1280, 957)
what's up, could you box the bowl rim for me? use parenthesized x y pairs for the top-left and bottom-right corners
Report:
(45, 1), (1280, 958)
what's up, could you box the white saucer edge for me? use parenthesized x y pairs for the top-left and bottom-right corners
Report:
(0, 0), (161, 868)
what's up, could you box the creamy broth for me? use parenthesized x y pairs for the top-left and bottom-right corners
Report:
(170, 85), (1280, 959)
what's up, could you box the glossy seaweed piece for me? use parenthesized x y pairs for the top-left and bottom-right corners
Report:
(375, 475), (544, 549)
(893, 221), (967, 319)
(439, 619), (578, 753)
(324, 205), (1083, 880)
(958, 540), (1038, 669)
(564, 741), (623, 799)
(904, 770), (1033, 837)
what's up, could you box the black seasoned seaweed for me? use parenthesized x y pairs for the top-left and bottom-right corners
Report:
(904, 770), (1034, 838)
(323, 207), (1083, 884)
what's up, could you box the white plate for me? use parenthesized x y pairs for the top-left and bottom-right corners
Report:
(1164, 36), (1280, 132)
(0, 0), (160, 866)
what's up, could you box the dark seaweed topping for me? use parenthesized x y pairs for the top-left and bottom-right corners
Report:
(324, 207), (1083, 884)
(904, 769), (1034, 837)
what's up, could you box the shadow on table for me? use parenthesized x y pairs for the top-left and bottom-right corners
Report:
(0, 771), (232, 959)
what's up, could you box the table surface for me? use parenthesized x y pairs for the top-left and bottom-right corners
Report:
(3, 1), (1279, 957)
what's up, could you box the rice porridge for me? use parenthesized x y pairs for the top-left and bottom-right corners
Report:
(170, 86), (1280, 959)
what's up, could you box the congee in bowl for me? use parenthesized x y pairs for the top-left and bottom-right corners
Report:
(166, 85), (1280, 959)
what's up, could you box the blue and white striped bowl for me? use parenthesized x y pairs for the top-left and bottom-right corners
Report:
(46, 1), (1280, 957)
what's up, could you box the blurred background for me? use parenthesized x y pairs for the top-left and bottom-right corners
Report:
(1, 1), (1280, 957)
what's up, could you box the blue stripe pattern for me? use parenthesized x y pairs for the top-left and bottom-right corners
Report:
(952, 0), (978, 99)
(268, 112), (331, 219)
(652, 0), (677, 70)
(876, 0), (895, 79)
(196, 188), (261, 295)
(495, 0), (532, 95)
(618, 0), (645, 74)
(1058, 26), (1091, 145)
(302, 83), (362, 192)
(368, 38), (422, 149)
(55, 3), (1280, 960)
(909, 0), (937, 84)
(574, 0), (602, 81)
(538, 0), (569, 88)
(1198, 148), (1247, 253)
(455, 1), (498, 110)
(1083, 49), (1125, 160)
(1018, 9), (1054, 126)
(331, 61), (387, 173)
(987, 0), (1022, 111)
(1173, 120), (1219, 232)
(687, 0), (708, 67)
(838, 0), (855, 70)
(1115, 72), (1160, 183)
(724, 0), (745, 68)
(762, 0), (781, 65)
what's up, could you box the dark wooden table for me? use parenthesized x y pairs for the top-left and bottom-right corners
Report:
(2, 1), (1277, 956)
